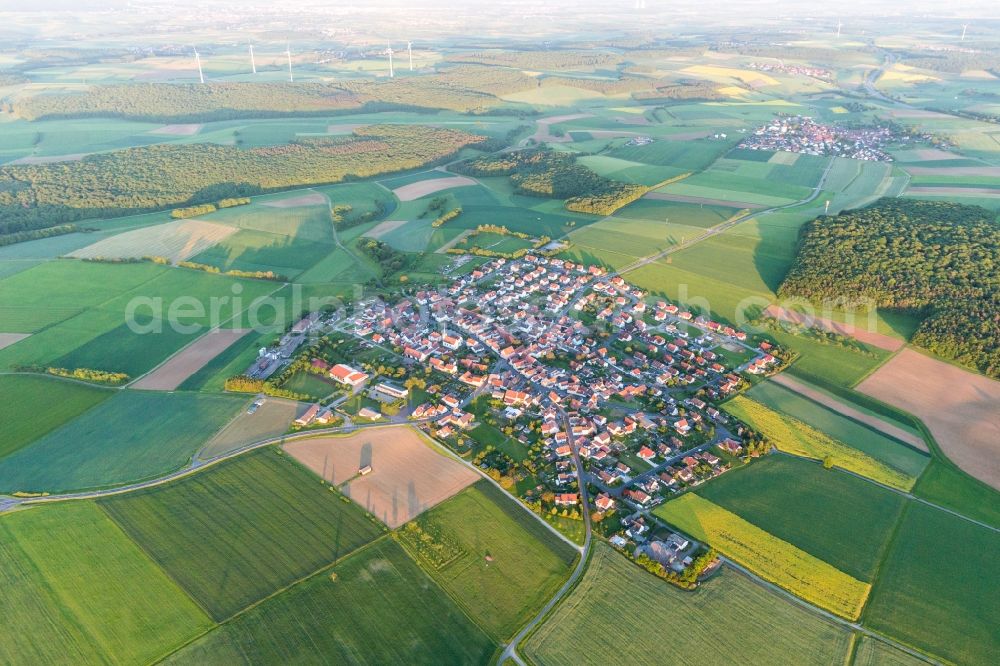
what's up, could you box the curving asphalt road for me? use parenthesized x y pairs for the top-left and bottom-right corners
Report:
(499, 410), (593, 665)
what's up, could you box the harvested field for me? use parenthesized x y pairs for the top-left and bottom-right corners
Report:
(364, 219), (409, 240)
(769, 374), (927, 451)
(284, 426), (480, 528)
(392, 176), (477, 201)
(644, 191), (766, 208)
(131, 328), (252, 391)
(149, 123), (203, 135)
(858, 348), (1000, 490)
(0, 333), (29, 350)
(199, 397), (303, 459)
(260, 192), (327, 208)
(763, 305), (904, 352)
(67, 219), (237, 264)
(906, 186), (1000, 197)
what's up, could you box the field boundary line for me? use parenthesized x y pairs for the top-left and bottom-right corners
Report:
(150, 532), (394, 664)
(767, 373), (928, 452)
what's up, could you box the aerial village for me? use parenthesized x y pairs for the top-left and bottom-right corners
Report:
(737, 114), (934, 160)
(243, 254), (783, 582)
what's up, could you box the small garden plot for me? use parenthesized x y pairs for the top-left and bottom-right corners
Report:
(100, 448), (384, 621)
(284, 426), (480, 528)
(397, 480), (577, 640)
(164, 540), (496, 665)
(280, 370), (340, 400)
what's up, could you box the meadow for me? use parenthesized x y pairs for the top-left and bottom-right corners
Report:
(100, 448), (384, 621)
(524, 543), (853, 665)
(0, 261), (277, 374)
(0, 374), (112, 459)
(695, 456), (906, 581)
(655, 493), (871, 619)
(0, 391), (244, 493)
(0, 502), (210, 665)
(852, 636), (928, 666)
(165, 539), (497, 665)
(721, 395), (915, 490)
(397, 480), (577, 640)
(864, 503), (1000, 666)
(745, 381), (929, 479)
(912, 462), (1000, 529)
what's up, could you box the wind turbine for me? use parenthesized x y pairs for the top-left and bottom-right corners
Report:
(387, 42), (394, 77)
(836, 20), (842, 39)
(285, 43), (294, 82)
(407, 40), (413, 71)
(961, 24), (968, 41)
(249, 43), (257, 74)
(193, 46), (205, 84)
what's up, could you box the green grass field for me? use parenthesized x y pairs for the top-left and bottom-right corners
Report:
(696, 456), (906, 581)
(912, 462), (1000, 529)
(165, 539), (497, 664)
(0, 502), (210, 665)
(0, 374), (112, 460)
(100, 448), (384, 621)
(397, 480), (577, 640)
(0, 391), (244, 493)
(524, 542), (852, 665)
(746, 381), (929, 479)
(281, 370), (339, 400)
(655, 493), (870, 619)
(852, 636), (928, 666)
(608, 139), (731, 171)
(615, 198), (743, 228)
(864, 503), (1000, 666)
(722, 396), (914, 490)
(0, 262), (277, 372)
(189, 228), (334, 277)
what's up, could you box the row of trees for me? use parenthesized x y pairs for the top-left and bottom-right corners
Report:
(779, 199), (1000, 378)
(0, 125), (479, 235)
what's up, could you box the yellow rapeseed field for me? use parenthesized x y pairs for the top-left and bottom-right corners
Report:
(655, 494), (871, 620)
(722, 396), (914, 491)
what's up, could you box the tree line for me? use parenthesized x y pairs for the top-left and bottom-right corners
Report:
(779, 199), (1000, 378)
(0, 125), (480, 235)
